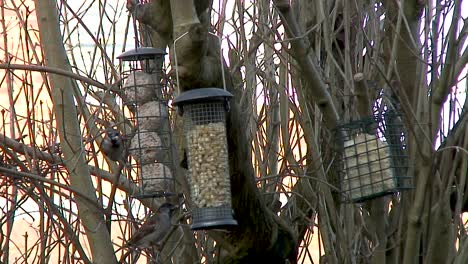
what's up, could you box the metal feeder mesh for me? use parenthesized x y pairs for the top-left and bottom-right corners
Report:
(183, 101), (232, 208)
(120, 59), (175, 198)
(191, 206), (237, 230)
(336, 111), (411, 203)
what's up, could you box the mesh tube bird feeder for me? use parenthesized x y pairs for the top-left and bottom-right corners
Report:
(335, 111), (412, 203)
(173, 88), (238, 230)
(117, 47), (175, 198)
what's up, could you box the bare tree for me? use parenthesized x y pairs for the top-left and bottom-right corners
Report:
(0, 0), (466, 263)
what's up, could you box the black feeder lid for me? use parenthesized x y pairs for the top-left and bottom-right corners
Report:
(117, 47), (166, 61)
(173, 88), (233, 106)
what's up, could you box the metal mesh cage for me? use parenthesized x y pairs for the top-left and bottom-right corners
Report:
(173, 88), (237, 229)
(119, 48), (175, 198)
(183, 102), (231, 208)
(335, 111), (412, 203)
(191, 206), (237, 230)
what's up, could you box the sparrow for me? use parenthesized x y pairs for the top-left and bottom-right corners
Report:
(125, 203), (178, 249)
(101, 128), (125, 162)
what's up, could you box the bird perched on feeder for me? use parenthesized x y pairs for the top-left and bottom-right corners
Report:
(101, 127), (125, 162)
(124, 203), (178, 249)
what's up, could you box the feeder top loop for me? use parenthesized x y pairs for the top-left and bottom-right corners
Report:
(117, 47), (166, 61)
(172, 88), (233, 106)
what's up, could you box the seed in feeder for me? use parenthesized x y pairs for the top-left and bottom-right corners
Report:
(129, 130), (164, 164)
(186, 122), (231, 207)
(123, 71), (159, 105)
(138, 101), (169, 131)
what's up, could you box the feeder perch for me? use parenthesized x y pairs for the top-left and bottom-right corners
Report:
(335, 111), (412, 202)
(173, 88), (238, 230)
(118, 47), (176, 198)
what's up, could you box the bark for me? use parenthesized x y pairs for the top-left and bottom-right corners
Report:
(393, 0), (424, 110)
(353, 73), (372, 118)
(402, 157), (431, 264)
(426, 202), (456, 263)
(272, 0), (340, 129)
(430, 0), (462, 141)
(224, 101), (297, 263)
(33, 0), (117, 263)
(369, 198), (389, 264)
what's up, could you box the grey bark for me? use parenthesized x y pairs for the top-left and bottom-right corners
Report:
(34, 0), (117, 263)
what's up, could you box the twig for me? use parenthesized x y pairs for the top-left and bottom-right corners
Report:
(0, 63), (118, 92)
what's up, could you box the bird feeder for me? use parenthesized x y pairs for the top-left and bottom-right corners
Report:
(117, 47), (176, 198)
(335, 111), (412, 203)
(173, 88), (238, 230)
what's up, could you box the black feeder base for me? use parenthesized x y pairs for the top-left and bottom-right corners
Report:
(191, 206), (238, 230)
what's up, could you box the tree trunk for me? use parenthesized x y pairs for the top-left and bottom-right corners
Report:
(34, 0), (117, 263)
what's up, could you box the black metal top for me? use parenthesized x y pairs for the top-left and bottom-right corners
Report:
(173, 88), (233, 106)
(117, 47), (166, 61)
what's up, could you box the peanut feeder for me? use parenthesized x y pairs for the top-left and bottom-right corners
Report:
(173, 88), (238, 230)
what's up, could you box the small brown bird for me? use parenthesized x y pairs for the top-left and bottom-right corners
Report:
(125, 203), (178, 249)
(101, 128), (125, 162)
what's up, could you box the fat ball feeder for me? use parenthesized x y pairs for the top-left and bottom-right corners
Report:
(118, 47), (176, 198)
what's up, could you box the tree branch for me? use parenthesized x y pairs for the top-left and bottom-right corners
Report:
(0, 63), (116, 91)
(272, 0), (340, 129)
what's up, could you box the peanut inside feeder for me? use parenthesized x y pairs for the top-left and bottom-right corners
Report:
(173, 88), (238, 230)
(186, 120), (231, 207)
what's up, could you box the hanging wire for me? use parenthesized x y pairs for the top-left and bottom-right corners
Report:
(172, 31), (227, 94)
(208, 32), (227, 92)
(173, 31), (189, 95)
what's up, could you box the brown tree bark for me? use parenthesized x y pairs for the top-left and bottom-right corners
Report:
(33, 0), (117, 263)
